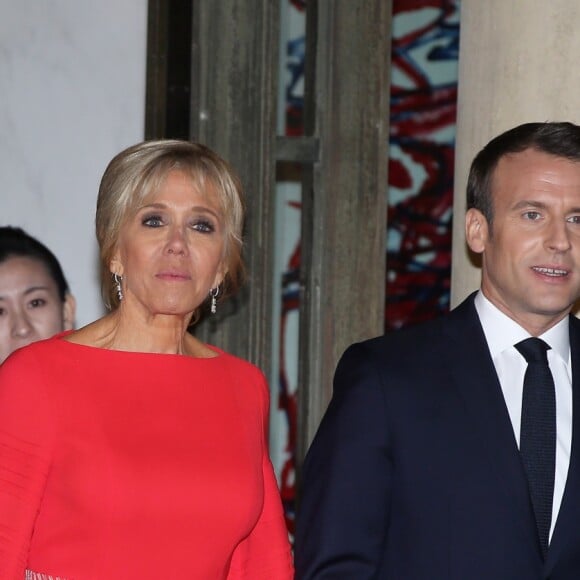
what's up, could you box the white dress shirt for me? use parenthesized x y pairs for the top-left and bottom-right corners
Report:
(474, 291), (572, 540)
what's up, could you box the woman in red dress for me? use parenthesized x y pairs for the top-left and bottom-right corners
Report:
(0, 141), (294, 579)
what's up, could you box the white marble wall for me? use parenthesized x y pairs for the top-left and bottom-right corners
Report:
(0, 0), (147, 326)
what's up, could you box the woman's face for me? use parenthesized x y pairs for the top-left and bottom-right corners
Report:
(111, 170), (227, 321)
(0, 256), (75, 363)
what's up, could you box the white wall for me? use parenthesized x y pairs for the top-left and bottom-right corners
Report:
(0, 0), (148, 326)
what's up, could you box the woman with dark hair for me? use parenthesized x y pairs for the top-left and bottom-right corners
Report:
(0, 141), (293, 579)
(0, 226), (76, 363)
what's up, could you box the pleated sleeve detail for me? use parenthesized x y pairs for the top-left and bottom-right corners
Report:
(0, 348), (55, 580)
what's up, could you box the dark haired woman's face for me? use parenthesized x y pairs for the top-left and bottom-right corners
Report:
(0, 256), (74, 363)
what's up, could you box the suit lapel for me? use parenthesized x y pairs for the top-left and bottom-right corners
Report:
(442, 295), (540, 555)
(545, 316), (580, 573)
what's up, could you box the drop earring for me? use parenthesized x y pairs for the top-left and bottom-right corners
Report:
(113, 273), (124, 302)
(209, 286), (220, 314)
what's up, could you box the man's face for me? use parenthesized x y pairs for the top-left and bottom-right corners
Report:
(466, 148), (580, 335)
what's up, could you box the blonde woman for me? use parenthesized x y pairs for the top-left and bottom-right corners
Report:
(0, 141), (293, 579)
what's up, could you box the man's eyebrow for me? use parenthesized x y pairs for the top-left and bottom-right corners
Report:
(511, 200), (547, 210)
(511, 200), (580, 214)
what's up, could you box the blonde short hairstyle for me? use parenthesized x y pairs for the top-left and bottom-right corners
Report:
(96, 140), (245, 312)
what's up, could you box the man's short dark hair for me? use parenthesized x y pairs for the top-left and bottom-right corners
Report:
(467, 121), (580, 225)
(0, 226), (70, 301)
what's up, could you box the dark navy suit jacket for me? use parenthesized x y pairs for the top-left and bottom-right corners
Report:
(295, 294), (580, 579)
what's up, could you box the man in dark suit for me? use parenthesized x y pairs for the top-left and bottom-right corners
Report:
(295, 122), (580, 579)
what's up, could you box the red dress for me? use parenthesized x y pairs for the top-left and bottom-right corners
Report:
(0, 335), (294, 579)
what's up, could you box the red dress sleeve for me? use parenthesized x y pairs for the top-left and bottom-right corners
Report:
(0, 349), (55, 580)
(227, 374), (294, 579)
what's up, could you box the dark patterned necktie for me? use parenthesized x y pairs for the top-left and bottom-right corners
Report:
(514, 337), (556, 558)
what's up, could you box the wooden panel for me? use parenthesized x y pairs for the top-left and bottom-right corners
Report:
(190, 0), (280, 375)
(297, 0), (392, 457)
(145, 0), (391, 462)
(275, 136), (320, 163)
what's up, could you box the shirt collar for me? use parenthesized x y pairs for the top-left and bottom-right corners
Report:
(474, 290), (570, 363)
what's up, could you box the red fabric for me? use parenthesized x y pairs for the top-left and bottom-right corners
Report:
(0, 335), (293, 579)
